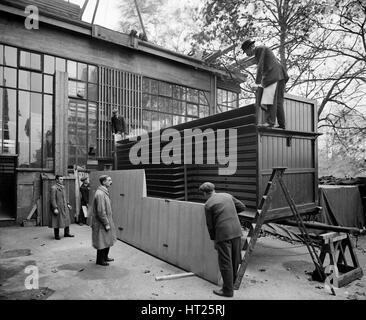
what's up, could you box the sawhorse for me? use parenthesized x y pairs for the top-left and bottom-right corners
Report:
(318, 232), (363, 288)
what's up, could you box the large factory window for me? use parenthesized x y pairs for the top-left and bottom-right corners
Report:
(66, 60), (98, 168)
(142, 78), (210, 132)
(0, 45), (54, 169)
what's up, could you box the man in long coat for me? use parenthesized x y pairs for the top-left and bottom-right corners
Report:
(78, 177), (90, 225)
(91, 175), (116, 266)
(199, 182), (246, 298)
(49, 175), (74, 240)
(241, 39), (289, 129)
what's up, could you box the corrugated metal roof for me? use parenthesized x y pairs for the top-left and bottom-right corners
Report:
(2, 0), (82, 21)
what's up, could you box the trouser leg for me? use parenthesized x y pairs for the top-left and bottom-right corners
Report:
(231, 237), (242, 282)
(96, 249), (104, 264)
(266, 103), (276, 126)
(64, 226), (70, 236)
(275, 80), (286, 128)
(216, 240), (234, 295)
(103, 247), (110, 260)
(54, 228), (59, 239)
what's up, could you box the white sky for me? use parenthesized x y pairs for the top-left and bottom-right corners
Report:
(69, 0), (203, 31)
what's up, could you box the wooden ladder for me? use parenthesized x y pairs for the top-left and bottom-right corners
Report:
(234, 167), (325, 290)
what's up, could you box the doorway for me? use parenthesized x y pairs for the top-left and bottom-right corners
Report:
(0, 155), (16, 221)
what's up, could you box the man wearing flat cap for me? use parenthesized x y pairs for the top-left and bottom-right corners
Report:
(199, 182), (247, 298)
(241, 39), (289, 129)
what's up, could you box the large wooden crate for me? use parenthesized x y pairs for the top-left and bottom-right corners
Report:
(116, 94), (320, 222)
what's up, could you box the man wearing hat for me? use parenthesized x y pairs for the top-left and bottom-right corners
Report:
(79, 176), (90, 225)
(241, 39), (289, 129)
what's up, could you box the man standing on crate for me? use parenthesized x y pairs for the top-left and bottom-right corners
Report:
(91, 175), (116, 266)
(49, 175), (74, 240)
(241, 39), (289, 129)
(199, 182), (246, 298)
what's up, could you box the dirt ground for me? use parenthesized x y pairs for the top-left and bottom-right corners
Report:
(0, 224), (365, 300)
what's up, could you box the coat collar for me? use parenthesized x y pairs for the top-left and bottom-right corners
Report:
(56, 183), (64, 190)
(98, 185), (110, 196)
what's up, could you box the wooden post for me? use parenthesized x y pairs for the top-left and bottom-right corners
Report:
(55, 71), (69, 176)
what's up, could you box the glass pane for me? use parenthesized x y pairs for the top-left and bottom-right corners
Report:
(4, 46), (17, 67)
(142, 93), (150, 109)
(67, 60), (77, 79)
(151, 80), (158, 94)
(187, 103), (198, 116)
(0, 45), (3, 65)
(199, 105), (210, 118)
(88, 83), (98, 101)
(30, 93), (42, 168)
(88, 65), (98, 83)
(31, 53), (41, 70)
(150, 95), (158, 110)
(44, 75), (54, 94)
(142, 110), (151, 132)
(187, 88), (198, 103)
(0, 88), (16, 154)
(55, 58), (66, 72)
(44, 55), (55, 74)
(31, 72), (42, 92)
(88, 103), (97, 158)
(217, 89), (224, 104)
(142, 78), (150, 93)
(199, 91), (209, 105)
(19, 70), (31, 90)
(20, 51), (31, 68)
(68, 81), (86, 98)
(0, 67), (2, 86)
(4, 68), (17, 88)
(43, 95), (54, 169)
(151, 112), (160, 131)
(78, 63), (88, 81)
(18, 91), (31, 167)
(172, 86), (181, 99)
(159, 82), (172, 97)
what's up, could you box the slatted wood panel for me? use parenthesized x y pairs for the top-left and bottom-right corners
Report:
(98, 67), (142, 158)
(258, 94), (316, 132)
(89, 169), (221, 284)
(117, 104), (257, 204)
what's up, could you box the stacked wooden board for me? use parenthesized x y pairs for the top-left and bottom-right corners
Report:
(117, 94), (320, 222)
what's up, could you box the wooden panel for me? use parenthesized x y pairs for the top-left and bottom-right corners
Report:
(55, 71), (68, 176)
(89, 169), (220, 284)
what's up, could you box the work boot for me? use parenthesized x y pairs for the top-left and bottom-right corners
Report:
(213, 289), (233, 298)
(54, 228), (61, 240)
(64, 227), (74, 237)
(96, 250), (109, 266)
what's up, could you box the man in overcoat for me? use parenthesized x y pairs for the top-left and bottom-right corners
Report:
(111, 109), (128, 140)
(241, 39), (289, 129)
(49, 175), (74, 240)
(91, 175), (117, 266)
(199, 182), (246, 298)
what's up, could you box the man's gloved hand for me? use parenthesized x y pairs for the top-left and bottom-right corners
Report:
(105, 224), (111, 231)
(54, 208), (59, 215)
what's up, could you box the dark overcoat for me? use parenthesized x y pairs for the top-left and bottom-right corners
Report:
(49, 183), (71, 228)
(91, 186), (117, 250)
(254, 46), (289, 88)
(204, 193), (246, 242)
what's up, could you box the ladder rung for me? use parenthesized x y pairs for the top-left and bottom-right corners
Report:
(267, 181), (273, 185)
